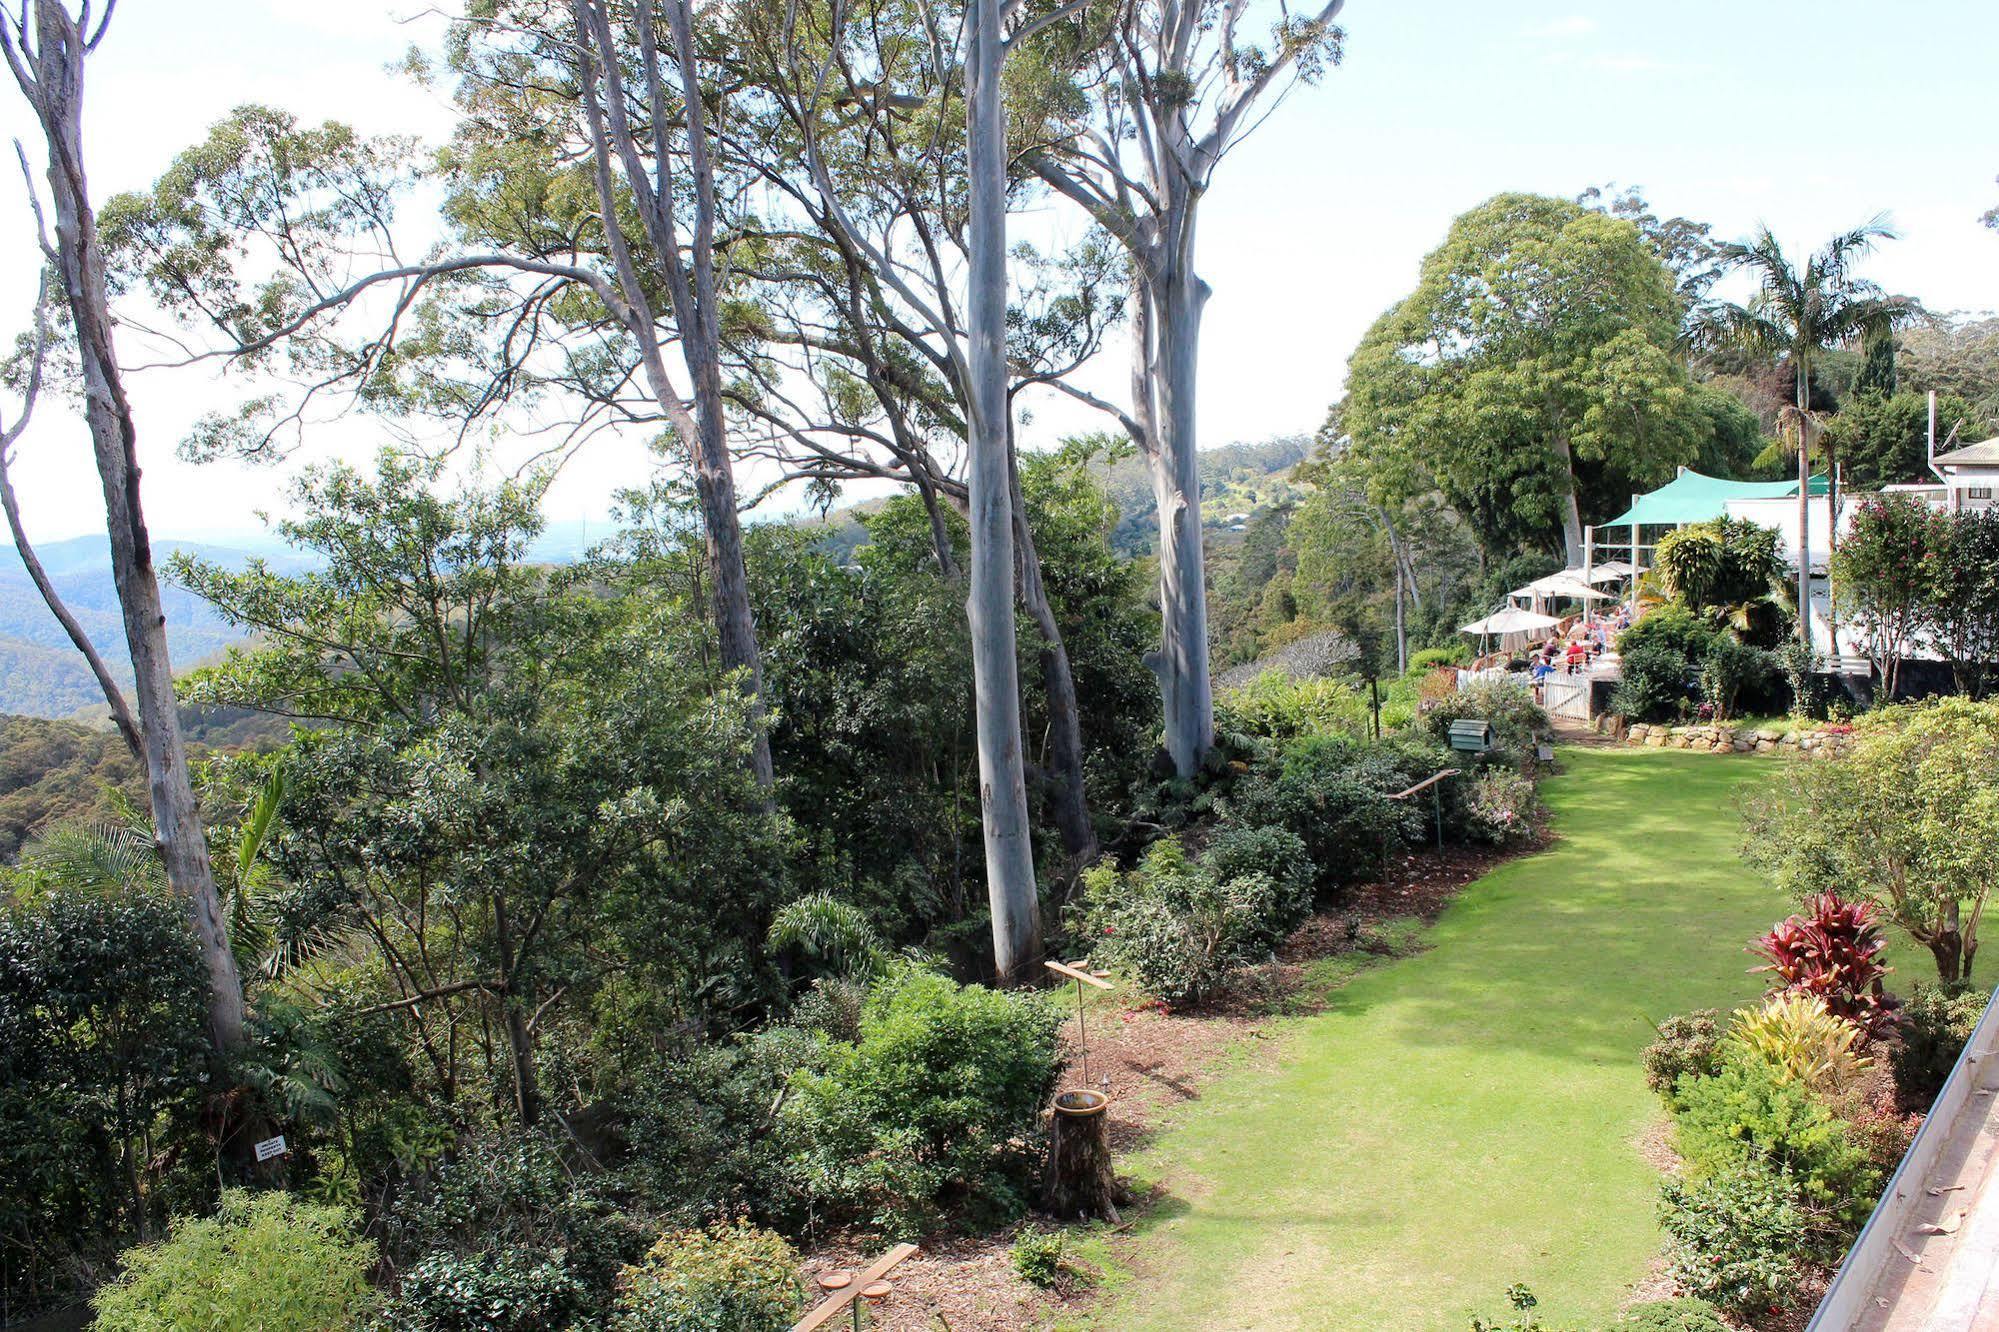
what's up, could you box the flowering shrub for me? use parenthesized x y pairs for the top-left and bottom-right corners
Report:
(1644, 1010), (1724, 1096)
(1750, 892), (1894, 1039)
(1463, 769), (1541, 846)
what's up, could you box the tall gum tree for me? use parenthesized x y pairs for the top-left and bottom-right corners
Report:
(1023, 0), (1346, 777)
(97, 5), (777, 789)
(0, 0), (247, 1051)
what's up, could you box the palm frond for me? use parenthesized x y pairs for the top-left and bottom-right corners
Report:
(23, 821), (166, 896)
(768, 893), (887, 979)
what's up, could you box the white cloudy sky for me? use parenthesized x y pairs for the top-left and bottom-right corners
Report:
(3, 0), (1995, 544)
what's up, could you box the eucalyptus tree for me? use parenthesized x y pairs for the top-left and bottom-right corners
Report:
(0, 0), (247, 1052)
(722, 0), (1098, 976)
(1689, 219), (1921, 648)
(1022, 0), (1347, 777)
(100, 1), (777, 788)
(725, 0), (1126, 870)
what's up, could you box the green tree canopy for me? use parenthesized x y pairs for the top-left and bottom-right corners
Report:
(1342, 193), (1709, 563)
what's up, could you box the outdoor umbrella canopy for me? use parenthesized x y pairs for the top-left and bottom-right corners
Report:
(1584, 561), (1633, 583)
(1511, 572), (1612, 601)
(1459, 607), (1560, 636)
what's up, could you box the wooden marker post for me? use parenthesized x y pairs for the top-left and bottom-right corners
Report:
(1043, 959), (1120, 1223)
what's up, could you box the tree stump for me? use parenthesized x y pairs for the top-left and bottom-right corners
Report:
(1043, 1089), (1120, 1223)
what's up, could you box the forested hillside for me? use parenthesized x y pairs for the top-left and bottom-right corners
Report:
(0, 714), (142, 860)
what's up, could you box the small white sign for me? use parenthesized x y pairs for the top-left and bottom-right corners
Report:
(254, 1134), (288, 1162)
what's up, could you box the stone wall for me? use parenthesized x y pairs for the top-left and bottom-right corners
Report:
(1620, 722), (1854, 758)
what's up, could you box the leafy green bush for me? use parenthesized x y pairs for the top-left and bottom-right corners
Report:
(610, 1221), (799, 1332)
(1410, 645), (1468, 671)
(386, 1248), (589, 1332)
(1234, 735), (1411, 894)
(1659, 1164), (1816, 1318)
(1080, 838), (1306, 1003)
(1670, 1053), (1879, 1226)
(1199, 824), (1315, 939)
(1617, 1298), (1731, 1331)
(1618, 604), (1720, 662)
(1010, 1228), (1065, 1288)
(1463, 769), (1540, 846)
(1643, 1011), (1723, 1096)
(1610, 643), (1693, 723)
(380, 1131), (645, 1331)
(1698, 637), (1771, 721)
(0, 890), (212, 1303)
(1421, 678), (1546, 768)
(784, 966), (1062, 1233)
(1892, 983), (1989, 1109)
(90, 1190), (376, 1332)
(615, 1029), (820, 1227)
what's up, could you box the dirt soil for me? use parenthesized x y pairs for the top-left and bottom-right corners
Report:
(790, 839), (1524, 1331)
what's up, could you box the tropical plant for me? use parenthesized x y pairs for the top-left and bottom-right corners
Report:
(1748, 892), (1894, 1038)
(766, 895), (887, 983)
(1670, 1054), (1880, 1225)
(1726, 993), (1871, 1093)
(1653, 518), (1783, 636)
(1689, 218), (1924, 645)
(1698, 638), (1772, 721)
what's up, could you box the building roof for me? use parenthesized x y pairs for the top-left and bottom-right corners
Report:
(1932, 437), (1999, 468)
(1599, 468), (1829, 529)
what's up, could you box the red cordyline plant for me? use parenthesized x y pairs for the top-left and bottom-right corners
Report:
(1750, 892), (1897, 1039)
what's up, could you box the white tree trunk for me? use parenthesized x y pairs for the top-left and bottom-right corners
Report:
(1142, 243), (1216, 778)
(21, 0), (246, 1050)
(965, 0), (1042, 982)
(1551, 431), (1585, 567)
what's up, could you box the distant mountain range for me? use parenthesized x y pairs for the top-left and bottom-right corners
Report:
(0, 444), (1310, 725)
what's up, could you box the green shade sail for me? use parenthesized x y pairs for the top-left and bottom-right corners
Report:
(1600, 468), (1830, 529)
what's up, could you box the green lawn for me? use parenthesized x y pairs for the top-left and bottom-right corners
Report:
(1086, 748), (1786, 1332)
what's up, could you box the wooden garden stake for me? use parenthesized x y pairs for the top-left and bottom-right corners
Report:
(1045, 958), (1114, 1085)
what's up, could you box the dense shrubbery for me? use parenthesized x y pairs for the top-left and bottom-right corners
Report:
(1463, 769), (1541, 845)
(1891, 983), (1988, 1109)
(1421, 678), (1546, 769)
(1233, 734), (1428, 895)
(1617, 1298), (1732, 1332)
(0, 891), (213, 1304)
(609, 1222), (799, 1332)
(1613, 601), (1782, 723)
(1659, 1164), (1818, 1319)
(1609, 643), (1693, 724)
(378, 1133), (645, 1332)
(1670, 1050), (1879, 1226)
(1079, 838), (1308, 1004)
(783, 966), (1062, 1233)
(90, 1191), (376, 1332)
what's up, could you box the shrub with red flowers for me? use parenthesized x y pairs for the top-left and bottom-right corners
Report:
(1750, 892), (1895, 1039)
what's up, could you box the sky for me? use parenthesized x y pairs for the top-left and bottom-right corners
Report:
(2, 0), (1996, 545)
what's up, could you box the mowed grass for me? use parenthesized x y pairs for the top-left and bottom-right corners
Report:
(1087, 748), (1786, 1332)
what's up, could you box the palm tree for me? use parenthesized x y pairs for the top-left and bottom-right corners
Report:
(1689, 219), (1922, 650)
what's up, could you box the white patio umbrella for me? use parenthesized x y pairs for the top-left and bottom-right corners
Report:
(1459, 607), (1559, 655)
(1584, 560), (1634, 584)
(1507, 573), (1613, 614)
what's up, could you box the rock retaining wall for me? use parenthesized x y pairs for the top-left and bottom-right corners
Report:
(1618, 722), (1854, 757)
